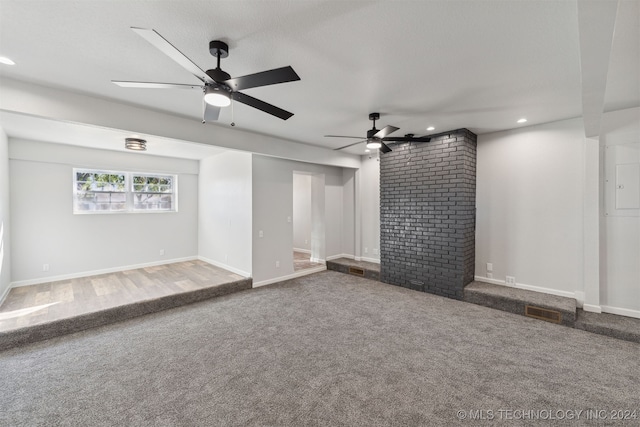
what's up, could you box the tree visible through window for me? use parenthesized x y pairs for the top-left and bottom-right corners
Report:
(73, 169), (177, 214)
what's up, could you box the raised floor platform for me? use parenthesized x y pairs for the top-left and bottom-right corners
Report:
(325, 261), (639, 344)
(326, 257), (380, 281)
(0, 260), (252, 351)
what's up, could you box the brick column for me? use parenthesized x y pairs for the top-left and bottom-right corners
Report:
(380, 128), (476, 300)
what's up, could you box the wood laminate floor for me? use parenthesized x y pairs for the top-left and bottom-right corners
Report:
(0, 260), (245, 333)
(293, 251), (323, 271)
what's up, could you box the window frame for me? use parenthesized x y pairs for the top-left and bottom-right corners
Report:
(73, 168), (178, 215)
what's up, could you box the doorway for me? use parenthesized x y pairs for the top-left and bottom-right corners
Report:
(292, 172), (324, 271)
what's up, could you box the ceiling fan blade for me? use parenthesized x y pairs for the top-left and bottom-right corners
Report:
(203, 100), (221, 122)
(334, 140), (366, 151)
(373, 125), (400, 139)
(131, 27), (212, 84)
(232, 92), (294, 120)
(226, 66), (300, 91)
(112, 81), (203, 90)
(382, 136), (432, 142)
(324, 135), (364, 139)
(379, 142), (392, 154)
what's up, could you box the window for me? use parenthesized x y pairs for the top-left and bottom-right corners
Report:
(73, 169), (177, 214)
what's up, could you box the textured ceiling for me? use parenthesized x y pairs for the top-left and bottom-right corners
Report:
(0, 0), (637, 157)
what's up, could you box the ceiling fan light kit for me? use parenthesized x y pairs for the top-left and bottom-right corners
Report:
(204, 84), (231, 107)
(112, 28), (300, 123)
(326, 112), (431, 154)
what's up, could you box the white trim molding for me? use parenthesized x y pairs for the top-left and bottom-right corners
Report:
(583, 304), (603, 314)
(360, 256), (380, 264)
(0, 284), (11, 307)
(326, 253), (354, 261)
(293, 248), (311, 254)
(198, 256), (251, 278)
(474, 275), (577, 300)
(253, 265), (326, 288)
(11, 256), (199, 288)
(601, 305), (640, 319)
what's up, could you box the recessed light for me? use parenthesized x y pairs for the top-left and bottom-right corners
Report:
(517, 118), (527, 124)
(426, 126), (435, 131)
(0, 56), (15, 65)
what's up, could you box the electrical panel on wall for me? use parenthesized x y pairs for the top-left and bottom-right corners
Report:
(606, 142), (640, 216)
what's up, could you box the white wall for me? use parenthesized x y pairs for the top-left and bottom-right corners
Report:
(342, 168), (356, 259)
(198, 151), (252, 277)
(475, 118), (586, 298)
(252, 155), (350, 285)
(360, 154), (380, 263)
(600, 107), (640, 317)
(0, 127), (11, 302)
(292, 173), (312, 252)
(9, 139), (199, 284)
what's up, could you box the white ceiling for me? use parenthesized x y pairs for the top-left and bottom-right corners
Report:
(0, 0), (638, 158)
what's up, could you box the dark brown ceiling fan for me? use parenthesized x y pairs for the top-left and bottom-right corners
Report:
(112, 28), (300, 123)
(326, 113), (431, 153)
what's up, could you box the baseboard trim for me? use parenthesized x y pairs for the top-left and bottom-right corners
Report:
(601, 305), (640, 319)
(583, 304), (602, 313)
(473, 275), (577, 300)
(309, 257), (326, 264)
(197, 256), (251, 278)
(0, 284), (11, 307)
(326, 254), (354, 261)
(360, 256), (380, 264)
(10, 256), (199, 288)
(253, 265), (326, 288)
(293, 248), (311, 254)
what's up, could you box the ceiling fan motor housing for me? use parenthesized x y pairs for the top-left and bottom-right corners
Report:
(206, 67), (231, 82)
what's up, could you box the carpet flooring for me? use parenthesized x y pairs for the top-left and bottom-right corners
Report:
(1, 271), (638, 426)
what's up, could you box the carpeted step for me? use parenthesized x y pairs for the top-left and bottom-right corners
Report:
(575, 309), (640, 343)
(326, 258), (380, 281)
(464, 281), (577, 327)
(0, 277), (252, 351)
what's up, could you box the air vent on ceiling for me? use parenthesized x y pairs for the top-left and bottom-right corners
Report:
(525, 305), (562, 324)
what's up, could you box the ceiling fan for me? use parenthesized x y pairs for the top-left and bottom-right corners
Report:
(112, 27), (300, 123)
(325, 113), (431, 153)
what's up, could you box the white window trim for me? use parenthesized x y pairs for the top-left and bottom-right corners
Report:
(73, 168), (178, 214)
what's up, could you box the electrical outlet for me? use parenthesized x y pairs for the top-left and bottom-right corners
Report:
(486, 262), (493, 272)
(487, 272), (493, 279)
(305, 239), (308, 245)
(373, 248), (378, 255)
(364, 247), (368, 254)
(42, 264), (49, 272)
(506, 276), (516, 285)
(259, 230), (264, 238)
(159, 249), (165, 256)
(287, 216), (291, 223)
(276, 261), (280, 268)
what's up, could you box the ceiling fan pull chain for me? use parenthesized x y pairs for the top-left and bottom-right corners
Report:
(230, 97), (236, 127)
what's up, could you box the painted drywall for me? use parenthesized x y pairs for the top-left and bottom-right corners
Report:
(198, 151), (252, 277)
(252, 155), (349, 284)
(359, 154), (380, 263)
(600, 107), (640, 316)
(0, 127), (11, 301)
(341, 168), (356, 258)
(9, 139), (198, 284)
(292, 173), (312, 252)
(475, 117), (586, 297)
(1, 78), (361, 169)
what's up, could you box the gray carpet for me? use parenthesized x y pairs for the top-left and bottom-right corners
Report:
(1, 271), (638, 426)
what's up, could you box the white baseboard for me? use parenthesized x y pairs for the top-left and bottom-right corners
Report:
(197, 256), (251, 278)
(0, 283), (11, 307)
(583, 304), (602, 314)
(309, 257), (326, 264)
(326, 253), (354, 261)
(601, 305), (640, 319)
(473, 275), (577, 300)
(253, 265), (326, 288)
(11, 256), (199, 288)
(574, 291), (585, 308)
(293, 248), (311, 254)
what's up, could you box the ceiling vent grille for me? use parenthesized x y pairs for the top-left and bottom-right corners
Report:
(525, 305), (562, 324)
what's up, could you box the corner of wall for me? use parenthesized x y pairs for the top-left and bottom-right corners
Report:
(0, 127), (11, 304)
